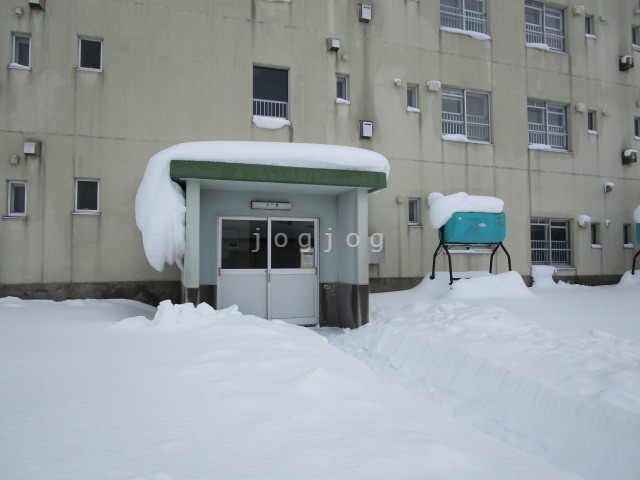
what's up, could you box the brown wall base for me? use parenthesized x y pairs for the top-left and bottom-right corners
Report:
(0, 281), (180, 307)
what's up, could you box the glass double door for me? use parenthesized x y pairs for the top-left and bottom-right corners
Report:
(217, 217), (318, 325)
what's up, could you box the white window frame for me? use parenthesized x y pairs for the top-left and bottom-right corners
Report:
(440, 0), (488, 35)
(7, 181), (27, 218)
(633, 26), (640, 48)
(408, 198), (421, 226)
(74, 179), (100, 214)
(77, 37), (103, 72)
(587, 110), (597, 133)
(527, 99), (569, 151)
(336, 74), (349, 103)
(442, 87), (491, 143)
(407, 84), (420, 111)
(525, 1), (565, 52)
(584, 15), (594, 37)
(11, 34), (31, 68)
(531, 217), (572, 266)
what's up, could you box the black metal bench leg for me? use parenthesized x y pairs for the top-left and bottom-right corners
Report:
(489, 242), (512, 274)
(430, 242), (443, 280)
(633, 250), (640, 275)
(442, 243), (454, 285)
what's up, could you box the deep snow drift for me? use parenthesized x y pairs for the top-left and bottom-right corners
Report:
(0, 296), (579, 480)
(324, 271), (640, 480)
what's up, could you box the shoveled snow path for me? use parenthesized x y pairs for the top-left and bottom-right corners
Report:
(322, 273), (640, 480)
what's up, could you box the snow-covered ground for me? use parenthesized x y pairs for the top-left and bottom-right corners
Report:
(1, 270), (639, 479)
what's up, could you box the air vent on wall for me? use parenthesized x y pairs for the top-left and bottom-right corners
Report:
(359, 4), (372, 23)
(622, 149), (638, 165)
(360, 121), (373, 139)
(620, 55), (634, 71)
(28, 0), (45, 10)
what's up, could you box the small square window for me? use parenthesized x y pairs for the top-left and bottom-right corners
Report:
(407, 84), (420, 111)
(587, 110), (597, 132)
(78, 38), (103, 71)
(633, 26), (640, 47)
(12, 34), (31, 68)
(75, 179), (100, 213)
(336, 75), (349, 102)
(7, 181), (27, 217)
(408, 198), (421, 225)
(584, 15), (594, 36)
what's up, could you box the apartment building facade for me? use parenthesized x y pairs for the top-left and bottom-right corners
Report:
(2, 0), (639, 326)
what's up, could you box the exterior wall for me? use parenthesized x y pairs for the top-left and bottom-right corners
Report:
(2, 0), (640, 303)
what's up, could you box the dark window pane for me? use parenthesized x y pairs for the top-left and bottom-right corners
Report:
(270, 220), (315, 269)
(80, 39), (102, 69)
(76, 181), (98, 211)
(15, 37), (30, 66)
(253, 66), (288, 102)
(10, 184), (26, 214)
(221, 220), (268, 269)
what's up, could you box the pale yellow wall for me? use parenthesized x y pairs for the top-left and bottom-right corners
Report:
(1, 0), (640, 287)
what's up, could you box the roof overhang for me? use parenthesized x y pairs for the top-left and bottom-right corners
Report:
(170, 160), (387, 192)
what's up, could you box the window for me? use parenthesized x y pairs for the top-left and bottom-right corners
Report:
(408, 198), (421, 226)
(78, 37), (103, 71)
(590, 223), (600, 246)
(407, 84), (419, 111)
(584, 15), (594, 36)
(253, 66), (288, 119)
(531, 218), (571, 266)
(527, 99), (569, 150)
(75, 179), (99, 213)
(11, 34), (31, 68)
(635, 117), (640, 138)
(633, 26), (640, 47)
(442, 87), (491, 142)
(336, 75), (349, 102)
(525, 1), (565, 52)
(7, 181), (27, 217)
(623, 224), (632, 246)
(440, 0), (488, 34)
(587, 110), (597, 133)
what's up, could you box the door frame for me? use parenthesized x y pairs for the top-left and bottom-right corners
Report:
(216, 215), (319, 325)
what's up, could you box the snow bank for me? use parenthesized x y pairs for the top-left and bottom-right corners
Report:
(617, 271), (640, 287)
(427, 191), (504, 229)
(531, 265), (557, 287)
(330, 278), (640, 480)
(448, 272), (533, 299)
(0, 298), (579, 480)
(135, 142), (390, 271)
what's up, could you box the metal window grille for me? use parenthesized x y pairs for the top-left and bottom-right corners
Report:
(440, 0), (487, 34)
(442, 87), (490, 142)
(527, 100), (568, 150)
(531, 218), (571, 266)
(525, 1), (565, 52)
(252, 99), (288, 119)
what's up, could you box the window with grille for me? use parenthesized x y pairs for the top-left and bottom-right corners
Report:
(253, 66), (289, 119)
(442, 87), (491, 142)
(531, 218), (571, 266)
(525, 1), (565, 52)
(440, 0), (488, 35)
(527, 99), (569, 150)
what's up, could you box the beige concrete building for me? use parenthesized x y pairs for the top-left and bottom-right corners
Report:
(2, 0), (639, 326)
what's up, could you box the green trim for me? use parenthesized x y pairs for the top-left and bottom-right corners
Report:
(170, 160), (387, 191)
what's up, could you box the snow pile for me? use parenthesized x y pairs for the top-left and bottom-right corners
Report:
(617, 271), (640, 287)
(634, 205), (640, 223)
(440, 26), (491, 41)
(252, 115), (291, 129)
(326, 273), (640, 480)
(526, 42), (551, 51)
(427, 191), (504, 229)
(577, 215), (591, 227)
(135, 142), (390, 271)
(0, 297), (578, 480)
(449, 272), (533, 299)
(531, 265), (557, 287)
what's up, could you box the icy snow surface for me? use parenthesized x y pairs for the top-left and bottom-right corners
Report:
(135, 142), (390, 271)
(427, 191), (504, 229)
(251, 115), (291, 129)
(324, 272), (640, 480)
(440, 26), (491, 41)
(0, 296), (580, 480)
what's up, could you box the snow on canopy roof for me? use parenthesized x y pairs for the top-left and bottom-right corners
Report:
(427, 192), (504, 230)
(135, 141), (390, 272)
(634, 205), (640, 224)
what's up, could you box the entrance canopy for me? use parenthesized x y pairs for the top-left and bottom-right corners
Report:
(135, 141), (390, 273)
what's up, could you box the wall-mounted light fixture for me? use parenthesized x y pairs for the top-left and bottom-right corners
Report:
(394, 78), (402, 87)
(604, 181), (614, 193)
(10, 154), (21, 165)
